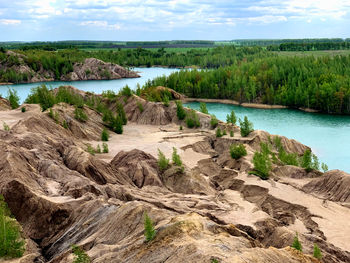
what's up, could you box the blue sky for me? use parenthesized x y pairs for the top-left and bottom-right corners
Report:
(0, 0), (349, 41)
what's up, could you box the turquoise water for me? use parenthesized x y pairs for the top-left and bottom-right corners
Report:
(0, 67), (179, 103)
(184, 102), (350, 173)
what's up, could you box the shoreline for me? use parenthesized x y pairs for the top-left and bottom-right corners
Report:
(182, 98), (320, 113)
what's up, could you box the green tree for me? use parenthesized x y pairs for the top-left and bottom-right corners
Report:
(185, 109), (200, 128)
(101, 128), (109, 141)
(144, 212), (156, 242)
(216, 128), (223, 138)
(230, 144), (247, 159)
(72, 245), (90, 263)
(102, 143), (109, 153)
(210, 115), (218, 128)
(321, 163), (328, 173)
(226, 110), (237, 125)
(172, 147), (182, 166)
(74, 107), (88, 122)
(0, 195), (25, 258)
(252, 151), (271, 180)
(175, 101), (186, 120)
(157, 149), (169, 171)
(313, 244), (322, 259)
(6, 89), (19, 109)
(239, 116), (254, 137)
(199, 102), (208, 114)
(291, 233), (302, 252)
(113, 114), (123, 134)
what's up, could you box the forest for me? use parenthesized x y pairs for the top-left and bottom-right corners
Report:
(143, 55), (350, 114)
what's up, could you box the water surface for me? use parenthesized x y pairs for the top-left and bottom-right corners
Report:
(184, 102), (350, 173)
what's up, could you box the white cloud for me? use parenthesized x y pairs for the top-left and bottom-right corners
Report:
(80, 20), (120, 30)
(0, 19), (21, 25)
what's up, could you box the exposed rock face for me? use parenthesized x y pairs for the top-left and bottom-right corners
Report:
(0, 96), (11, 110)
(0, 89), (349, 263)
(303, 170), (350, 203)
(0, 51), (139, 84)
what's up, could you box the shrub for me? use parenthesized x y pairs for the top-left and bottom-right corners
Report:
(25, 85), (55, 111)
(3, 122), (10, 131)
(216, 128), (223, 137)
(230, 144), (247, 159)
(55, 86), (84, 106)
(230, 130), (234, 137)
(113, 114), (123, 134)
(223, 130), (227, 136)
(101, 128), (109, 141)
(313, 244), (322, 259)
(120, 85), (132, 97)
(291, 233), (302, 252)
(102, 143), (109, 153)
(6, 88), (20, 109)
(144, 212), (156, 242)
(210, 115), (218, 129)
(239, 116), (254, 137)
(86, 144), (95, 155)
(172, 147), (182, 166)
(175, 101), (186, 120)
(321, 163), (328, 173)
(21, 107), (26, 113)
(157, 149), (169, 172)
(137, 102), (144, 112)
(102, 90), (116, 100)
(48, 108), (54, 118)
(74, 107), (88, 122)
(301, 149), (319, 172)
(252, 151), (271, 180)
(185, 109), (200, 128)
(179, 125), (183, 130)
(279, 149), (299, 166)
(163, 95), (169, 107)
(226, 110), (237, 125)
(72, 245), (90, 263)
(0, 195), (25, 258)
(96, 144), (101, 154)
(116, 102), (127, 125)
(199, 102), (208, 114)
(62, 120), (69, 129)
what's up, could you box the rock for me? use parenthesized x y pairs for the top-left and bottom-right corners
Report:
(273, 165), (322, 179)
(303, 170), (350, 203)
(0, 96), (11, 110)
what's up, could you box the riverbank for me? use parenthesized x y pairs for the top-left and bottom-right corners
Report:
(182, 98), (321, 113)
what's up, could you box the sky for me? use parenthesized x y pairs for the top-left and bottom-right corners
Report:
(0, 0), (349, 41)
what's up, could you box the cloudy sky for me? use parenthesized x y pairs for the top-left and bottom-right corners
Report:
(0, 0), (349, 41)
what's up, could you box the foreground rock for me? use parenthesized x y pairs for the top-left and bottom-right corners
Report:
(0, 90), (349, 263)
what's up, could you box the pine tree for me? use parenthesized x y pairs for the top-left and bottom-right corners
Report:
(291, 233), (302, 252)
(144, 212), (156, 242)
(313, 244), (322, 259)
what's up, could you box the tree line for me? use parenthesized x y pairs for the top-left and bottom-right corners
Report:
(143, 55), (350, 114)
(267, 41), (350, 51)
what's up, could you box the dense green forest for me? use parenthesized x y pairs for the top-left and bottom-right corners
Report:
(143, 55), (350, 114)
(267, 41), (350, 51)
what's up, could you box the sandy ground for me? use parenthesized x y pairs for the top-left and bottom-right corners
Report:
(0, 104), (41, 128)
(92, 123), (210, 168)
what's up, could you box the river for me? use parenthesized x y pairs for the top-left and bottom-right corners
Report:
(184, 102), (350, 173)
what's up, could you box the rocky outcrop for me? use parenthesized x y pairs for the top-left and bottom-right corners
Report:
(303, 170), (350, 203)
(0, 96), (11, 110)
(0, 51), (139, 84)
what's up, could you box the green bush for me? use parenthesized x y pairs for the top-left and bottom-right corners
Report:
(291, 233), (302, 252)
(223, 130), (227, 135)
(74, 107), (88, 122)
(313, 244), (322, 259)
(239, 116), (254, 137)
(55, 86), (84, 106)
(101, 128), (109, 141)
(101, 90), (116, 100)
(102, 143), (109, 153)
(116, 102), (127, 125)
(144, 212), (156, 242)
(226, 110), (237, 125)
(0, 195), (25, 258)
(21, 107), (26, 113)
(321, 163), (328, 173)
(252, 151), (271, 180)
(62, 120), (69, 129)
(199, 102), (208, 114)
(301, 149), (319, 172)
(86, 144), (95, 155)
(120, 85), (132, 97)
(72, 245), (90, 263)
(96, 144), (101, 154)
(113, 114), (123, 134)
(175, 101), (186, 120)
(230, 144), (247, 159)
(210, 115), (218, 128)
(185, 109), (200, 128)
(179, 125), (183, 130)
(163, 95), (169, 107)
(172, 147), (182, 166)
(216, 128), (223, 137)
(230, 130), (234, 137)
(157, 149), (169, 172)
(6, 89), (19, 109)
(278, 149), (299, 166)
(25, 85), (55, 111)
(3, 122), (10, 131)
(137, 102), (144, 112)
